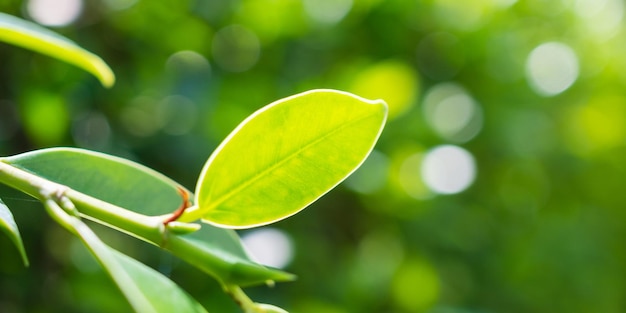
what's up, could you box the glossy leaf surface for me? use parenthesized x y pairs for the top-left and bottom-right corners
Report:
(0, 197), (28, 266)
(5, 148), (182, 216)
(190, 89), (387, 228)
(45, 199), (207, 313)
(0, 12), (114, 87)
(4, 148), (293, 286)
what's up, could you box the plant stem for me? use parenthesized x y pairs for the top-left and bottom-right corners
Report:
(226, 285), (261, 313)
(0, 159), (160, 242)
(0, 159), (290, 302)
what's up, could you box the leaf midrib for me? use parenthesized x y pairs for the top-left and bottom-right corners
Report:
(203, 109), (380, 212)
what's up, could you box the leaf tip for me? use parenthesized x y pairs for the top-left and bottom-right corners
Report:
(89, 56), (116, 88)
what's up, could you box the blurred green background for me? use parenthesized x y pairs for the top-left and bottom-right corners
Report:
(2, 0), (626, 312)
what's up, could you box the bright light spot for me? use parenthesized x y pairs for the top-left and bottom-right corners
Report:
(574, 0), (608, 18)
(422, 83), (483, 143)
(303, 0), (353, 25)
(241, 228), (294, 269)
(349, 60), (419, 120)
(398, 153), (433, 200)
(421, 145), (476, 195)
(212, 25), (261, 72)
(525, 42), (579, 96)
(27, 0), (83, 27)
(573, 0), (623, 40)
(345, 150), (389, 194)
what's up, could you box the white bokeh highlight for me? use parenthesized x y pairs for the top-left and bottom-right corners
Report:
(421, 145), (476, 195)
(525, 42), (579, 96)
(574, 0), (623, 40)
(241, 228), (294, 269)
(27, 0), (83, 27)
(422, 83), (483, 143)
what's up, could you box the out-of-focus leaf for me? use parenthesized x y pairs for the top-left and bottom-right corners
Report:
(4, 148), (294, 286)
(187, 89), (387, 228)
(0, 197), (28, 266)
(0, 12), (114, 87)
(44, 199), (207, 313)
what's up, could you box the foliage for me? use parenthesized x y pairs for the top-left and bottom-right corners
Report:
(0, 11), (386, 313)
(3, 1), (626, 313)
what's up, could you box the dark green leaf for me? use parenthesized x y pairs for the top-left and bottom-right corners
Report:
(45, 199), (207, 313)
(0, 197), (28, 266)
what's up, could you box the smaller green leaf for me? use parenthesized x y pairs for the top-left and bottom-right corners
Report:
(186, 89), (387, 228)
(0, 12), (114, 87)
(6, 148), (183, 216)
(44, 199), (208, 313)
(0, 197), (28, 266)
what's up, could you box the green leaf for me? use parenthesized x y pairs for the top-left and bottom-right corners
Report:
(0, 12), (114, 87)
(172, 225), (296, 286)
(5, 148), (183, 216)
(4, 147), (294, 286)
(0, 197), (28, 266)
(44, 199), (208, 313)
(187, 89), (387, 228)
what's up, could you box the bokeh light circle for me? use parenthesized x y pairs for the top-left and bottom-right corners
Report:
(421, 145), (476, 194)
(27, 0), (83, 27)
(525, 42), (579, 96)
(422, 83), (483, 143)
(241, 228), (294, 269)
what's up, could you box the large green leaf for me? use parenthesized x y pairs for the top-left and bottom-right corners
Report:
(0, 197), (28, 266)
(44, 199), (208, 313)
(3, 148), (293, 286)
(0, 12), (114, 87)
(185, 89), (387, 228)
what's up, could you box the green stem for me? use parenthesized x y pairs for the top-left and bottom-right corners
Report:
(0, 159), (288, 311)
(0, 159), (161, 242)
(226, 285), (261, 313)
